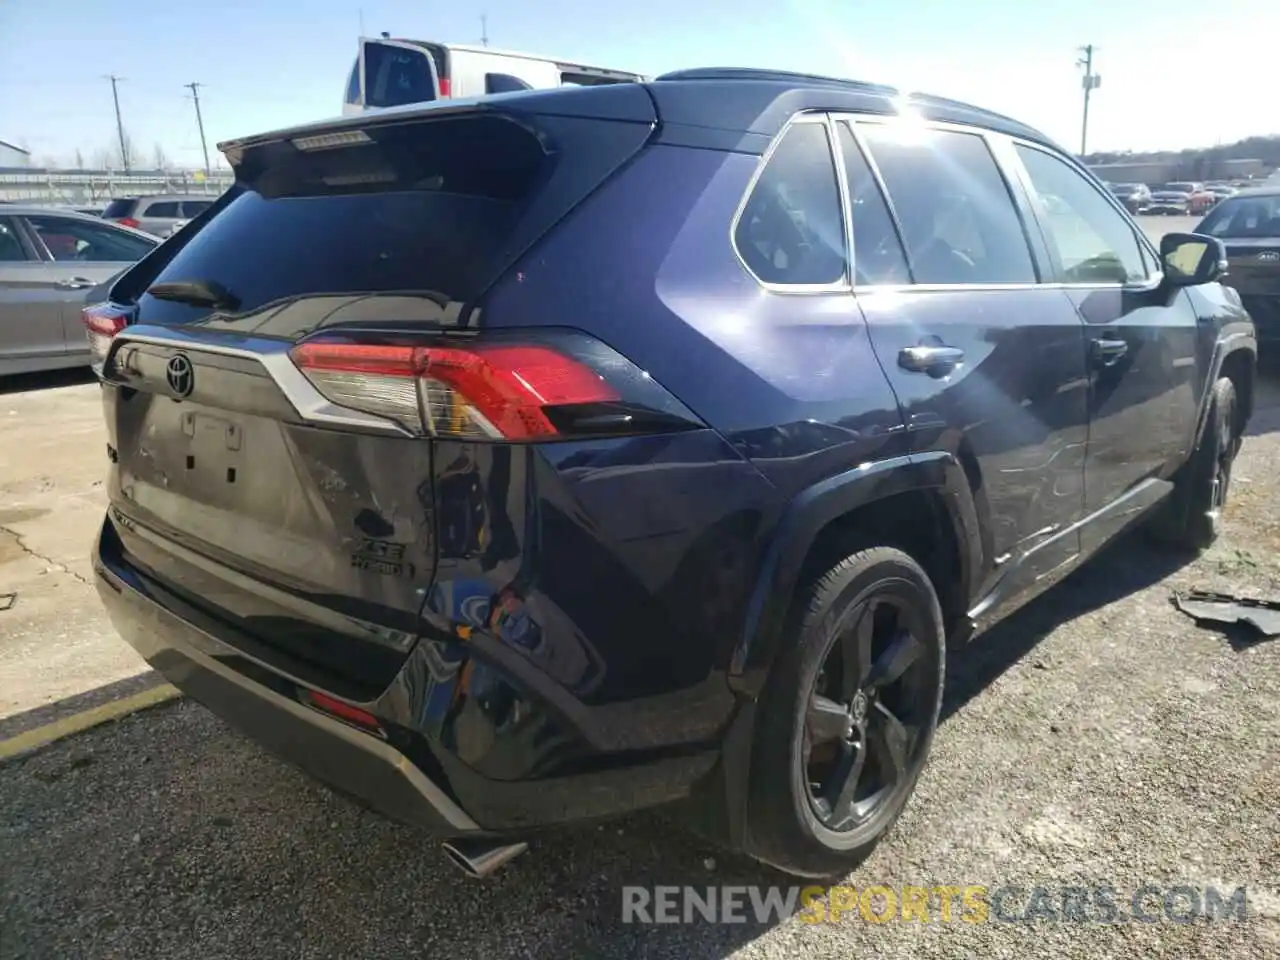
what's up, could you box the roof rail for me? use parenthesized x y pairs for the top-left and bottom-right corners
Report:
(905, 90), (1025, 128)
(653, 67), (899, 98)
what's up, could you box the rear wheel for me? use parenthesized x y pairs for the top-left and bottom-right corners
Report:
(1149, 376), (1240, 551)
(746, 547), (945, 878)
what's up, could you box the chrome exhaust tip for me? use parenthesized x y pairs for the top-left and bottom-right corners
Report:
(442, 838), (529, 879)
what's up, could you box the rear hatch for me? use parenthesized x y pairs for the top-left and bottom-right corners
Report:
(94, 87), (658, 695)
(1222, 238), (1280, 297)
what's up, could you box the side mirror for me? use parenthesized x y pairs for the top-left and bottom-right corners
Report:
(1160, 232), (1227, 287)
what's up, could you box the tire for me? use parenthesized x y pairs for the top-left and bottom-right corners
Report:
(1149, 377), (1240, 551)
(745, 547), (946, 878)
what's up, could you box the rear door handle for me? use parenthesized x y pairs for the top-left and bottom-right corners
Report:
(898, 344), (965, 376)
(1090, 336), (1128, 367)
(55, 277), (94, 290)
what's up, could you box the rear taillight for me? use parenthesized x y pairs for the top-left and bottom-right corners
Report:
(289, 332), (701, 441)
(115, 217), (141, 229)
(83, 303), (132, 369)
(438, 76), (451, 98)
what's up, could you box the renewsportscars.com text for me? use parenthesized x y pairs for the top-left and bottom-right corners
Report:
(621, 884), (1250, 925)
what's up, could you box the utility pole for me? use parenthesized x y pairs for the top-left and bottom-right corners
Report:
(104, 74), (130, 172)
(1077, 45), (1101, 157)
(480, 14), (489, 47)
(185, 82), (211, 178)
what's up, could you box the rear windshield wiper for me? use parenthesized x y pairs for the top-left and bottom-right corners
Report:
(147, 279), (241, 311)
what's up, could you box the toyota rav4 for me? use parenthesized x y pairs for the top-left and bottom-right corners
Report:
(87, 68), (1256, 879)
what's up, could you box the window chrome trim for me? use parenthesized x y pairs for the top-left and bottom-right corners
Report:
(727, 112), (851, 295)
(105, 325), (414, 436)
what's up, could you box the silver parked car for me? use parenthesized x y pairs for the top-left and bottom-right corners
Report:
(0, 206), (158, 376)
(102, 194), (217, 238)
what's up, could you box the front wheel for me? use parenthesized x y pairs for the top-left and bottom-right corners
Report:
(1149, 376), (1240, 551)
(746, 547), (946, 878)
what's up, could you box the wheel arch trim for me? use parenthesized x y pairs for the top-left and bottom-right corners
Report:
(1190, 332), (1256, 453)
(728, 450), (981, 699)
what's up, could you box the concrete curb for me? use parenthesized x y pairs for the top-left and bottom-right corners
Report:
(0, 683), (181, 763)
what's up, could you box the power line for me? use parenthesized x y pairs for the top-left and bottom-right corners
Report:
(184, 81), (211, 177)
(1077, 44), (1100, 157)
(104, 74), (130, 173)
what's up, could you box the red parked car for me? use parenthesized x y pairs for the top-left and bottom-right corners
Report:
(1162, 182), (1217, 215)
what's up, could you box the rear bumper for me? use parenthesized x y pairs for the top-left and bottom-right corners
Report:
(93, 515), (722, 835)
(93, 522), (482, 835)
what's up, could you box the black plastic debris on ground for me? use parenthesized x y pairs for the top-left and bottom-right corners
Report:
(1172, 589), (1280, 638)
(0, 593), (15, 612)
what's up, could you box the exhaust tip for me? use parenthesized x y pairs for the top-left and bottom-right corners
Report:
(442, 838), (529, 879)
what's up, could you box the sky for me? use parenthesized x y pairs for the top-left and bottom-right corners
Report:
(0, 0), (1275, 169)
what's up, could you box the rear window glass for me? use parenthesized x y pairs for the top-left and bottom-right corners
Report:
(364, 42), (437, 108)
(103, 198), (137, 218)
(143, 201), (180, 218)
(1197, 195), (1280, 238)
(182, 200), (213, 216)
(122, 111), (652, 326)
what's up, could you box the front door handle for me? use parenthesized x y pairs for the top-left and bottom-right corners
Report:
(1090, 336), (1128, 367)
(899, 343), (965, 376)
(55, 277), (94, 290)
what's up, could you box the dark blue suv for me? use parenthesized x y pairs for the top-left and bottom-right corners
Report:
(88, 69), (1256, 879)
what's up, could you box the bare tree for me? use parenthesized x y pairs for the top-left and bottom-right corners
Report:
(74, 148), (86, 169)
(152, 142), (170, 171)
(91, 146), (116, 170)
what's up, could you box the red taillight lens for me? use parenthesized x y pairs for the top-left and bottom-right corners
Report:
(437, 76), (451, 98)
(83, 303), (132, 369)
(115, 217), (140, 229)
(290, 339), (620, 439)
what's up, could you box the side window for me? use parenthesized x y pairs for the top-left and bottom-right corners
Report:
(345, 61), (361, 105)
(486, 73), (533, 95)
(181, 200), (213, 217)
(735, 121), (846, 286)
(1014, 145), (1147, 284)
(27, 216), (156, 263)
(0, 218), (28, 262)
(143, 201), (180, 218)
(859, 123), (1037, 284)
(836, 122), (910, 285)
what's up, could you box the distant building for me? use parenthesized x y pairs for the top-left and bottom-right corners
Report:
(0, 139), (32, 167)
(1090, 157), (1269, 186)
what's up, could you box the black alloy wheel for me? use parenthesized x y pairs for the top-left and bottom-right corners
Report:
(803, 593), (934, 832)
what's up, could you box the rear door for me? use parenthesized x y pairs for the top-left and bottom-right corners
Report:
(356, 37), (441, 112)
(22, 213), (157, 353)
(843, 117), (1092, 615)
(134, 199), (183, 237)
(96, 93), (657, 693)
(0, 214), (69, 369)
(1007, 141), (1200, 553)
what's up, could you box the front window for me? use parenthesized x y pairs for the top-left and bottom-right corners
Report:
(1015, 145), (1148, 284)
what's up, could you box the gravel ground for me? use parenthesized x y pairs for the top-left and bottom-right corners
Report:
(2, 374), (1278, 959)
(2, 214), (1277, 958)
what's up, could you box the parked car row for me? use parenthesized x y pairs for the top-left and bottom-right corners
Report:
(0, 205), (159, 375)
(1104, 179), (1248, 216)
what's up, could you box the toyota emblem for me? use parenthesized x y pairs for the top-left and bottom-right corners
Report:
(165, 354), (194, 398)
(1257, 251), (1280, 262)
